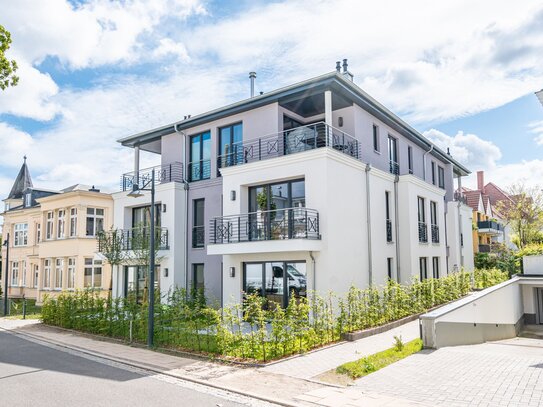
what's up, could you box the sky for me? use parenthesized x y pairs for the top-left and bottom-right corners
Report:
(1, 0), (543, 201)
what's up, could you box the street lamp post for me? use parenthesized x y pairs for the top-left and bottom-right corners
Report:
(128, 169), (156, 348)
(3, 233), (10, 316)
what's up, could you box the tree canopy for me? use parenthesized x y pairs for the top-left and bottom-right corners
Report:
(0, 25), (19, 90)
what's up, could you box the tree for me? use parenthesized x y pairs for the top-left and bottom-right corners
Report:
(496, 183), (543, 249)
(0, 25), (19, 90)
(97, 228), (127, 297)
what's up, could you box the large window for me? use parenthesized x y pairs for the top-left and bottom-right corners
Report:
(430, 201), (439, 243)
(243, 261), (307, 308)
(84, 258), (102, 288)
(124, 265), (160, 303)
(86, 208), (104, 237)
(385, 191), (392, 243)
(67, 258), (76, 289)
(193, 264), (205, 292)
(192, 199), (205, 248)
(438, 166), (445, 189)
(219, 123), (243, 169)
(407, 146), (413, 174)
(11, 261), (19, 286)
(36, 223), (41, 244)
(388, 135), (399, 174)
(70, 208), (77, 237)
(419, 257), (428, 280)
(46, 211), (54, 240)
(418, 196), (427, 243)
(55, 258), (63, 289)
(132, 205), (161, 228)
(14, 223), (28, 246)
(57, 209), (66, 239)
(431, 162), (436, 185)
(43, 259), (52, 288)
(33, 264), (39, 288)
(373, 124), (380, 152)
(387, 257), (394, 280)
(189, 131), (211, 181)
(21, 261), (26, 287)
(432, 257), (440, 279)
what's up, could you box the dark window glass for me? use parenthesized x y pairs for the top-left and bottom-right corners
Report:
(418, 197), (426, 223)
(193, 264), (205, 291)
(438, 166), (445, 189)
(408, 146), (413, 174)
(189, 131), (211, 181)
(373, 125), (379, 152)
(388, 135), (398, 174)
(132, 205), (161, 228)
(192, 199), (205, 248)
(419, 257), (428, 280)
(432, 257), (439, 279)
(387, 258), (393, 280)
(431, 162), (436, 185)
(430, 201), (437, 225)
(219, 123), (243, 169)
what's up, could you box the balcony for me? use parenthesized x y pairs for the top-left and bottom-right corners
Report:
(418, 221), (428, 243)
(210, 207), (320, 245)
(479, 244), (491, 253)
(216, 122), (359, 171)
(121, 162), (183, 191)
(389, 160), (400, 175)
(431, 224), (439, 243)
(477, 220), (503, 235)
(98, 227), (169, 252)
(453, 192), (468, 205)
(386, 219), (393, 242)
(188, 159), (211, 182)
(192, 225), (205, 248)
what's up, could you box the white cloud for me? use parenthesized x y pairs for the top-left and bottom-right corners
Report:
(528, 120), (543, 146)
(153, 38), (190, 61)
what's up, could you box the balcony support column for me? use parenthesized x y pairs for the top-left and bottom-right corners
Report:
(134, 146), (140, 185)
(324, 90), (333, 127)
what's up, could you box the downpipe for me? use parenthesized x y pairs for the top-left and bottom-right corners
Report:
(365, 164), (373, 286)
(309, 251), (316, 293)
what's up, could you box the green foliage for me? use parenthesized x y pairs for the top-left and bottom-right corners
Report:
(336, 338), (423, 379)
(393, 335), (404, 352)
(473, 268), (509, 289)
(0, 25), (19, 90)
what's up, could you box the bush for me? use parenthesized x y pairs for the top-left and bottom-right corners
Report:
(473, 268), (509, 289)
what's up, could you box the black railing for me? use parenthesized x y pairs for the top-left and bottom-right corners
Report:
(192, 225), (205, 248)
(454, 192), (468, 205)
(98, 227), (169, 251)
(386, 219), (393, 242)
(479, 244), (491, 253)
(389, 160), (399, 175)
(477, 220), (503, 232)
(431, 224), (439, 243)
(210, 207), (320, 244)
(418, 221), (428, 243)
(188, 159), (211, 182)
(216, 122), (359, 171)
(121, 162), (183, 191)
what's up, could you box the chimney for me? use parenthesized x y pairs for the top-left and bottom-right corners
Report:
(336, 61), (341, 73)
(89, 185), (100, 193)
(340, 58), (354, 81)
(477, 171), (484, 192)
(249, 72), (256, 98)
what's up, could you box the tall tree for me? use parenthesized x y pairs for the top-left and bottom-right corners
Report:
(0, 25), (19, 90)
(496, 183), (543, 248)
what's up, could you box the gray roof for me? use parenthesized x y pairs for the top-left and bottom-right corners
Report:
(7, 158), (33, 199)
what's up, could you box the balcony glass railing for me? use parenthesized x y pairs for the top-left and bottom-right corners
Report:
(98, 227), (169, 251)
(121, 163), (183, 191)
(210, 207), (320, 244)
(216, 122), (359, 171)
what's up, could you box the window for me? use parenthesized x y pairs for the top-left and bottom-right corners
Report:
(430, 201), (439, 243)
(21, 261), (26, 287)
(388, 135), (399, 174)
(418, 197), (427, 243)
(132, 205), (161, 228)
(431, 162), (436, 185)
(70, 208), (77, 237)
(55, 258), (63, 289)
(385, 191), (392, 242)
(243, 261), (307, 308)
(86, 208), (104, 237)
(11, 261), (19, 286)
(84, 258), (102, 288)
(67, 258), (76, 289)
(387, 258), (394, 280)
(46, 211), (54, 240)
(43, 259), (52, 288)
(192, 199), (205, 248)
(432, 257), (440, 279)
(57, 209), (66, 239)
(36, 223), (41, 244)
(14, 223), (28, 246)
(189, 131), (211, 181)
(408, 146), (413, 174)
(419, 257), (428, 280)
(33, 264), (39, 288)
(193, 264), (205, 292)
(438, 166), (445, 189)
(373, 124), (380, 152)
(25, 193), (32, 207)
(219, 123), (243, 169)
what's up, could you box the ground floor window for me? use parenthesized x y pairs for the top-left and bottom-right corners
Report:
(67, 258), (76, 289)
(243, 261), (307, 308)
(55, 258), (64, 289)
(193, 264), (205, 292)
(33, 264), (39, 288)
(84, 258), (102, 288)
(11, 261), (19, 286)
(21, 261), (26, 287)
(419, 257), (428, 280)
(387, 257), (394, 280)
(43, 259), (52, 288)
(123, 265), (159, 304)
(432, 257), (440, 279)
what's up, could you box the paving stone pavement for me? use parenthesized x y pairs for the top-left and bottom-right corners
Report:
(262, 320), (420, 379)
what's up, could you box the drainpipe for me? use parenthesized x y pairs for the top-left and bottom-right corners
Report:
(394, 175), (401, 282)
(174, 123), (190, 294)
(457, 175), (464, 270)
(422, 144), (434, 182)
(309, 251), (316, 293)
(365, 164), (373, 286)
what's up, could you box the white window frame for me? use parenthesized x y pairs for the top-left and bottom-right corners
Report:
(33, 264), (39, 288)
(84, 258), (103, 288)
(67, 258), (76, 289)
(57, 209), (66, 239)
(86, 208), (104, 237)
(54, 258), (64, 289)
(11, 261), (19, 286)
(21, 261), (26, 287)
(14, 223), (28, 247)
(36, 223), (41, 244)
(43, 259), (52, 289)
(70, 208), (78, 237)
(25, 193), (32, 207)
(46, 211), (54, 240)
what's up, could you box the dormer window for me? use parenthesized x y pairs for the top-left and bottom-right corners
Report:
(25, 193), (32, 207)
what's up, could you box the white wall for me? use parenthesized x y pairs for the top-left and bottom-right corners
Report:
(524, 255), (543, 275)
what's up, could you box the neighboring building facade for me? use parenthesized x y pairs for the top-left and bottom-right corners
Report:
(110, 63), (474, 307)
(1, 160), (113, 303)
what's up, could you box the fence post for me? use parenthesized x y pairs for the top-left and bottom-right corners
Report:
(23, 295), (26, 319)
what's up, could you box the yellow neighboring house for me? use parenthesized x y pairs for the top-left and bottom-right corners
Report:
(1, 159), (113, 304)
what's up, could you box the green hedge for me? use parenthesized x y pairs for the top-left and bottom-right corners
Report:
(42, 270), (505, 362)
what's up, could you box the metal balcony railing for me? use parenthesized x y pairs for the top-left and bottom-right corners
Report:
(431, 224), (439, 243)
(121, 162), (183, 191)
(389, 160), (400, 175)
(97, 227), (169, 252)
(210, 207), (320, 244)
(477, 220), (503, 232)
(479, 244), (491, 253)
(418, 221), (428, 243)
(216, 122), (359, 171)
(188, 159), (211, 182)
(454, 192), (468, 205)
(192, 225), (205, 248)
(386, 219), (393, 242)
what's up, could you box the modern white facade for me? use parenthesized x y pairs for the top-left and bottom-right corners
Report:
(109, 63), (474, 307)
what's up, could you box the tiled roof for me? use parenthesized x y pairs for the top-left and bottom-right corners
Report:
(7, 159), (33, 199)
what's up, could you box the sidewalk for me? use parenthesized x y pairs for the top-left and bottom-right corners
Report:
(0, 318), (425, 407)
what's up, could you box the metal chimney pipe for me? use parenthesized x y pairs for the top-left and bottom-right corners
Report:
(342, 59), (348, 73)
(336, 61), (341, 73)
(249, 72), (256, 98)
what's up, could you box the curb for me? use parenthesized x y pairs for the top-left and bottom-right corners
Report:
(0, 325), (302, 407)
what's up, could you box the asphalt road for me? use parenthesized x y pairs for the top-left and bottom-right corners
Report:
(0, 330), (269, 407)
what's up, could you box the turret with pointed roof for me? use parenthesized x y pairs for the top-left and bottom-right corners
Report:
(7, 156), (33, 199)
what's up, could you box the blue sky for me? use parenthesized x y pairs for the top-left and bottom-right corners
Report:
(1, 0), (542, 198)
